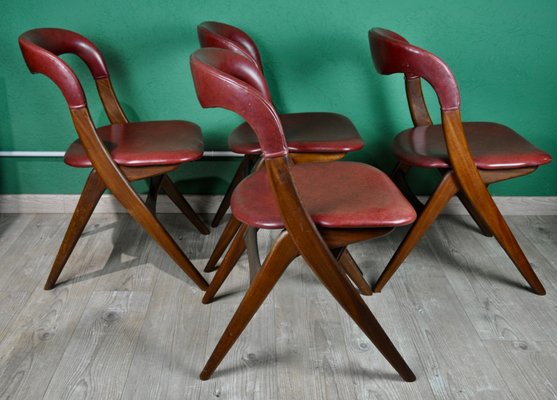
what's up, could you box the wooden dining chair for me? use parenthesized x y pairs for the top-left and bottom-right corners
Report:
(190, 47), (417, 381)
(197, 21), (365, 228)
(368, 28), (552, 295)
(19, 28), (209, 291)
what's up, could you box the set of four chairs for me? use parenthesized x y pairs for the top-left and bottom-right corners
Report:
(19, 22), (551, 381)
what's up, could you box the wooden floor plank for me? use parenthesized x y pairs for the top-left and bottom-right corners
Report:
(120, 257), (209, 400)
(0, 214), (35, 261)
(90, 214), (162, 292)
(483, 340), (557, 400)
(341, 237), (437, 399)
(385, 228), (516, 399)
(0, 214), (555, 399)
(0, 292), (30, 343)
(197, 296), (277, 399)
(0, 215), (124, 400)
(42, 291), (151, 400)
(427, 216), (550, 342)
(0, 214), (68, 292)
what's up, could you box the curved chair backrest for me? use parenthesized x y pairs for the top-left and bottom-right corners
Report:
(19, 28), (127, 123)
(190, 47), (338, 266)
(19, 28), (132, 195)
(197, 21), (264, 71)
(369, 28), (494, 212)
(190, 47), (282, 158)
(369, 28), (460, 112)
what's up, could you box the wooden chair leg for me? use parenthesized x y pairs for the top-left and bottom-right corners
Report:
(205, 215), (243, 272)
(337, 248), (373, 296)
(145, 175), (163, 214)
(200, 231), (299, 380)
(211, 155), (256, 227)
(246, 227), (262, 282)
(374, 172), (459, 293)
(45, 170), (106, 290)
(460, 191), (546, 295)
(111, 179), (208, 291)
(160, 174), (210, 235)
(299, 234), (415, 381)
(456, 190), (493, 237)
(391, 163), (425, 213)
(202, 224), (249, 304)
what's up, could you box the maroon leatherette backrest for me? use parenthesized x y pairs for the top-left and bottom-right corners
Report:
(190, 48), (286, 158)
(197, 22), (264, 71)
(369, 28), (461, 111)
(19, 28), (109, 109)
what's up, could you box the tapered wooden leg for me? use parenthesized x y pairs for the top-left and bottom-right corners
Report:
(299, 236), (415, 381)
(160, 174), (210, 235)
(145, 175), (163, 214)
(110, 180), (208, 291)
(337, 248), (373, 296)
(211, 155), (256, 227)
(246, 227), (262, 282)
(460, 191), (546, 295)
(202, 224), (249, 304)
(456, 190), (493, 237)
(201, 231), (299, 380)
(45, 170), (106, 290)
(374, 172), (459, 293)
(391, 163), (425, 214)
(205, 216), (243, 272)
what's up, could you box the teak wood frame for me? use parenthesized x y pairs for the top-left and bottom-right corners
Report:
(190, 47), (416, 382)
(369, 29), (546, 295)
(19, 29), (209, 291)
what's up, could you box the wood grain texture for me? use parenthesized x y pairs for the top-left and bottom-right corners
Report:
(0, 214), (34, 259)
(0, 214), (69, 292)
(0, 215), (120, 400)
(0, 292), (30, 343)
(1, 213), (557, 399)
(483, 340), (557, 400)
(385, 231), (516, 399)
(42, 291), (151, 400)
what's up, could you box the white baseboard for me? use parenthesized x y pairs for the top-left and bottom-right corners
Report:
(0, 194), (555, 215)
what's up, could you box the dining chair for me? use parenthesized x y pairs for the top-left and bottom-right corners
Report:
(190, 47), (417, 381)
(19, 28), (209, 291)
(368, 28), (552, 295)
(198, 22), (366, 281)
(197, 21), (365, 228)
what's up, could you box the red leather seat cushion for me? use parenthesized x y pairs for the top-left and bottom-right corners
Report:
(64, 120), (204, 167)
(393, 122), (552, 169)
(229, 112), (364, 154)
(231, 161), (417, 229)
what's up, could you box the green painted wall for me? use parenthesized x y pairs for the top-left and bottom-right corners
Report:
(1, 0), (556, 195)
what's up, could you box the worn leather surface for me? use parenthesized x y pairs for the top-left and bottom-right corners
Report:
(393, 122), (552, 169)
(231, 161), (417, 229)
(198, 21), (263, 70)
(369, 28), (461, 111)
(191, 48), (288, 158)
(19, 28), (109, 108)
(229, 112), (364, 154)
(197, 22), (364, 155)
(64, 121), (204, 167)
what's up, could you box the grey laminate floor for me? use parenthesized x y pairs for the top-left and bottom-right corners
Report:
(0, 213), (556, 399)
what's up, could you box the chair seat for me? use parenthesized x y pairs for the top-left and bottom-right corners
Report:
(393, 122), (552, 169)
(64, 120), (204, 167)
(229, 112), (364, 154)
(231, 161), (416, 229)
